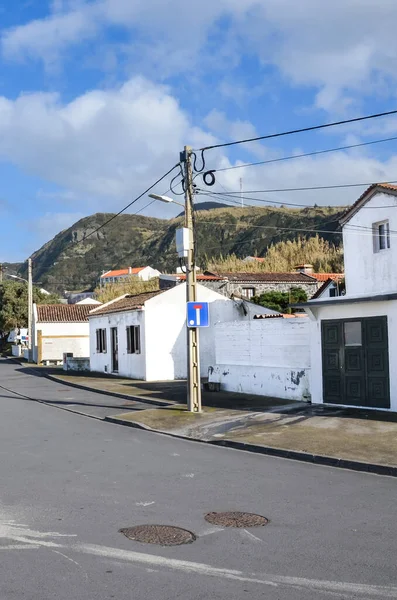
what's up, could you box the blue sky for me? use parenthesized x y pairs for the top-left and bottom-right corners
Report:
(1, 0), (397, 262)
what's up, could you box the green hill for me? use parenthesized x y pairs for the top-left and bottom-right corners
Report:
(16, 204), (346, 293)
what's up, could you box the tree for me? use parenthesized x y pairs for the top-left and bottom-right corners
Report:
(94, 277), (159, 304)
(252, 287), (308, 313)
(0, 281), (60, 334)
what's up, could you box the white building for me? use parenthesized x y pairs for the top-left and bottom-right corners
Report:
(33, 303), (98, 365)
(299, 183), (397, 411)
(100, 266), (161, 285)
(89, 283), (274, 381)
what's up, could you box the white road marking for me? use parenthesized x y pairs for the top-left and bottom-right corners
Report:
(0, 544), (40, 550)
(136, 502), (155, 507)
(200, 527), (224, 537)
(1, 518), (396, 598)
(182, 473), (195, 478)
(242, 529), (263, 543)
(73, 543), (397, 598)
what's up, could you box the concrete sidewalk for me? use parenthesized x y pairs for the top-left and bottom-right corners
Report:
(23, 365), (397, 474)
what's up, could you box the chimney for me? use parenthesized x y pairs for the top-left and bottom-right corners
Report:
(295, 263), (313, 275)
(128, 267), (132, 275)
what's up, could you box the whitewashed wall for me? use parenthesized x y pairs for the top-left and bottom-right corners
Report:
(309, 299), (397, 411)
(89, 310), (146, 378)
(89, 283), (273, 382)
(343, 192), (397, 296)
(33, 321), (90, 363)
(144, 283), (250, 381)
(208, 318), (311, 400)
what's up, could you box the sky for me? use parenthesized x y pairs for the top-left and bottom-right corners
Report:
(2, 0), (397, 261)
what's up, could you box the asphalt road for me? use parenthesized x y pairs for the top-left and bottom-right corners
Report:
(0, 358), (396, 600)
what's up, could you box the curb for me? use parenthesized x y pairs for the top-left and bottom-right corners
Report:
(30, 369), (173, 408)
(104, 416), (397, 478)
(9, 359), (397, 478)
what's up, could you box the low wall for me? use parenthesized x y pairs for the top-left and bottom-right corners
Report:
(208, 318), (311, 401)
(63, 354), (90, 372)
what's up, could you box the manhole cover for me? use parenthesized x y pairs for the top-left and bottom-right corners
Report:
(119, 525), (196, 546)
(204, 511), (268, 528)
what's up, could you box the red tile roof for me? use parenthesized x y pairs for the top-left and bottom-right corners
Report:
(163, 274), (224, 281)
(36, 304), (98, 323)
(253, 313), (308, 319)
(205, 271), (318, 283)
(310, 273), (344, 282)
(101, 267), (145, 278)
(89, 291), (164, 316)
(340, 183), (397, 225)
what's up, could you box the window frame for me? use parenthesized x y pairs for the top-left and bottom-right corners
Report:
(126, 325), (141, 355)
(242, 287), (256, 299)
(373, 220), (390, 253)
(96, 328), (107, 353)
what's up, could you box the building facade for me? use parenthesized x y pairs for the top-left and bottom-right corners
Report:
(32, 303), (98, 365)
(89, 283), (274, 381)
(300, 183), (397, 411)
(100, 266), (161, 285)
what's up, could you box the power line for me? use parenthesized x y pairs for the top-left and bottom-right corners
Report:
(213, 135), (397, 173)
(197, 109), (397, 151)
(200, 189), (397, 211)
(58, 164), (179, 250)
(205, 179), (397, 195)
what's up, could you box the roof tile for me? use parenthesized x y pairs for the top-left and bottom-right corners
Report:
(340, 183), (397, 225)
(36, 304), (98, 323)
(89, 290), (164, 316)
(205, 271), (318, 283)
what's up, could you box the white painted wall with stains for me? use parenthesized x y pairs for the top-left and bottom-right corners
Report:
(208, 318), (311, 401)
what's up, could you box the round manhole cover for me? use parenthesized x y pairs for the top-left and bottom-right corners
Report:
(204, 511), (268, 528)
(119, 525), (196, 546)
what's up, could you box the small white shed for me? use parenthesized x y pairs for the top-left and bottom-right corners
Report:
(89, 283), (273, 381)
(33, 303), (98, 365)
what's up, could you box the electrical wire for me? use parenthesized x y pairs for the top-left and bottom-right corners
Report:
(197, 109), (397, 151)
(204, 179), (397, 195)
(213, 135), (397, 173)
(66, 162), (180, 248)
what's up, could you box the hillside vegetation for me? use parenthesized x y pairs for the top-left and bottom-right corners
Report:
(207, 236), (344, 273)
(15, 204), (346, 293)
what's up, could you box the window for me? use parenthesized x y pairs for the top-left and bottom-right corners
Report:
(373, 220), (390, 252)
(344, 321), (362, 346)
(127, 325), (141, 354)
(96, 328), (107, 353)
(242, 287), (256, 299)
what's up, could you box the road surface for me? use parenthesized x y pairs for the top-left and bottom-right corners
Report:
(0, 358), (396, 600)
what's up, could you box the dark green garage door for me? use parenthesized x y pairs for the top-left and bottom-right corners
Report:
(322, 316), (390, 409)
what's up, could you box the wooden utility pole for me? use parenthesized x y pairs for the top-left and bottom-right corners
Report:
(28, 258), (33, 362)
(182, 146), (202, 413)
(0, 264), (3, 282)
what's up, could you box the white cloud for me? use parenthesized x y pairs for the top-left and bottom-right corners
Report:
(0, 77), (215, 211)
(4, 0), (397, 112)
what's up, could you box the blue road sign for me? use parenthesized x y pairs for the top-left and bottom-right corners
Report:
(187, 301), (210, 328)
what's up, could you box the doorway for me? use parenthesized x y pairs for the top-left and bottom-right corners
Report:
(111, 327), (119, 373)
(322, 316), (390, 408)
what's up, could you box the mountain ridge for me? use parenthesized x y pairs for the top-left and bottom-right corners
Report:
(16, 204), (347, 293)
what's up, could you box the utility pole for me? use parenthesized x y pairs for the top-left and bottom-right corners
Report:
(0, 264), (3, 283)
(240, 177), (243, 208)
(182, 145), (202, 413)
(28, 258), (33, 363)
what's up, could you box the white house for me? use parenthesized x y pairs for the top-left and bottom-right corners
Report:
(89, 283), (274, 381)
(100, 266), (161, 285)
(33, 303), (99, 365)
(298, 183), (397, 411)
